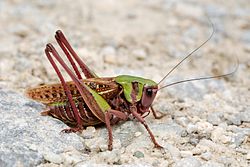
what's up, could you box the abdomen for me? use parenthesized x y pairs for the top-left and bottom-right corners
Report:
(26, 77), (122, 126)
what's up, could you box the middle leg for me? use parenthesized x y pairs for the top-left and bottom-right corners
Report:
(104, 109), (128, 151)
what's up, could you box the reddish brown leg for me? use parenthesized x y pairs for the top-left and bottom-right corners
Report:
(104, 112), (113, 151)
(142, 110), (150, 118)
(151, 106), (166, 119)
(55, 32), (82, 79)
(105, 109), (128, 151)
(55, 30), (98, 78)
(131, 106), (163, 149)
(45, 44), (83, 132)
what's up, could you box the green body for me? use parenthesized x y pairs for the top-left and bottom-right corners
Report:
(82, 75), (157, 114)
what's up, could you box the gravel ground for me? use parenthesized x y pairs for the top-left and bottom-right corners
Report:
(0, 0), (249, 166)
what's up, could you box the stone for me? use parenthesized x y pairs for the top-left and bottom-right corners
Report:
(211, 127), (224, 143)
(103, 54), (117, 65)
(232, 132), (247, 147)
(134, 131), (142, 137)
(192, 147), (204, 155)
(165, 144), (181, 162)
(201, 151), (212, 161)
(180, 151), (193, 158)
(174, 157), (201, 167)
(101, 46), (117, 64)
(241, 30), (250, 44)
(186, 124), (198, 134)
(133, 150), (144, 158)
(43, 152), (63, 164)
(225, 114), (242, 126)
(246, 152), (250, 160)
(176, 117), (190, 127)
(81, 126), (96, 139)
(196, 121), (213, 134)
(0, 89), (83, 167)
(174, 3), (203, 19)
(132, 49), (147, 60)
(83, 137), (105, 152)
(207, 112), (222, 125)
(240, 110), (250, 122)
(201, 161), (224, 167)
(62, 150), (86, 166)
(95, 150), (121, 165)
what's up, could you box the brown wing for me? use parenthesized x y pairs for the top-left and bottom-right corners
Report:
(26, 77), (121, 105)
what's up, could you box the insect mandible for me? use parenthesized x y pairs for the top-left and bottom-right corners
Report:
(26, 23), (238, 151)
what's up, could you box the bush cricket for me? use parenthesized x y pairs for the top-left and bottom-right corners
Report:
(26, 24), (238, 151)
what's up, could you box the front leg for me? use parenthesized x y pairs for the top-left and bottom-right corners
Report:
(131, 106), (163, 149)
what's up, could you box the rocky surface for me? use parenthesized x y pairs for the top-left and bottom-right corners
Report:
(0, 0), (249, 167)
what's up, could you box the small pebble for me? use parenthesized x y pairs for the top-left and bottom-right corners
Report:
(165, 144), (181, 162)
(235, 148), (248, 154)
(186, 124), (198, 134)
(134, 131), (142, 137)
(201, 161), (224, 167)
(246, 152), (250, 160)
(132, 49), (147, 60)
(174, 157), (201, 167)
(174, 3), (203, 19)
(133, 151), (144, 158)
(95, 150), (121, 164)
(81, 126), (96, 139)
(196, 121), (213, 134)
(62, 150), (85, 166)
(180, 151), (193, 158)
(220, 135), (231, 144)
(201, 151), (212, 161)
(152, 160), (160, 167)
(192, 147), (203, 155)
(104, 54), (117, 64)
(101, 46), (117, 64)
(225, 114), (242, 125)
(176, 117), (190, 127)
(84, 137), (105, 152)
(160, 160), (169, 167)
(211, 127), (224, 143)
(233, 132), (246, 147)
(207, 113), (222, 125)
(240, 111), (250, 122)
(43, 152), (63, 164)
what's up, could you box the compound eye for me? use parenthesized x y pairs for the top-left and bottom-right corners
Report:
(146, 88), (153, 96)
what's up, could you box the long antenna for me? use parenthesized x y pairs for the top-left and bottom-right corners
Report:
(158, 18), (215, 86)
(158, 57), (239, 90)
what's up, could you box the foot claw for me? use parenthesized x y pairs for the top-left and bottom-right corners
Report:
(61, 127), (82, 133)
(108, 145), (113, 151)
(154, 144), (164, 149)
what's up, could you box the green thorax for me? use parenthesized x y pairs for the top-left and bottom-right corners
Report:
(115, 75), (157, 103)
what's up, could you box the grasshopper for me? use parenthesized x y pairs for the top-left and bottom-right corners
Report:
(26, 28), (237, 151)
